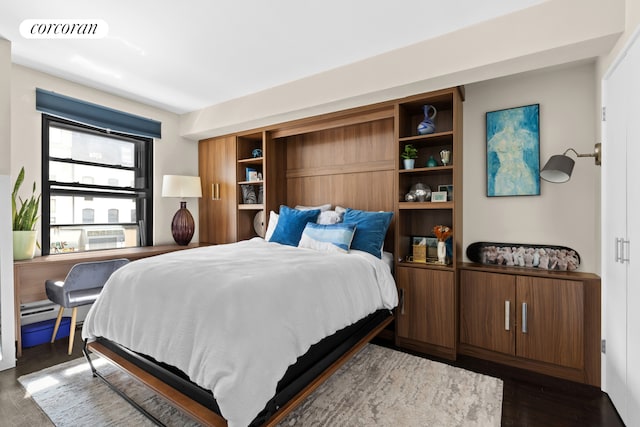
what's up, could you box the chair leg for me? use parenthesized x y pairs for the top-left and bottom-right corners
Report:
(68, 307), (78, 355)
(51, 307), (64, 343)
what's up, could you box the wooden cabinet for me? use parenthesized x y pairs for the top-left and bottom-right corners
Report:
(396, 266), (456, 359)
(459, 265), (601, 386)
(394, 87), (464, 360)
(198, 135), (237, 244)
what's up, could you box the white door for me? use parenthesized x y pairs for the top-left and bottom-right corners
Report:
(603, 30), (640, 427)
(625, 34), (640, 426)
(603, 43), (629, 422)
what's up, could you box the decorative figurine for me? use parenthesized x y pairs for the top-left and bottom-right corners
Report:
(417, 104), (437, 135)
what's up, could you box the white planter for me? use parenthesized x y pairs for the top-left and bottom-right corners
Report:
(403, 159), (415, 169)
(13, 230), (37, 260)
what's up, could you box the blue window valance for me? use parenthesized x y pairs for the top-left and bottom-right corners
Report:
(35, 88), (161, 139)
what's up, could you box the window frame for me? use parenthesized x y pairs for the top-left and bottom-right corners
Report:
(41, 114), (153, 255)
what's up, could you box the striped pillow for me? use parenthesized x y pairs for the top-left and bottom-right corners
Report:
(298, 222), (357, 254)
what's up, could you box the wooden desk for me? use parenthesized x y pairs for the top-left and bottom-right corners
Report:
(13, 244), (203, 356)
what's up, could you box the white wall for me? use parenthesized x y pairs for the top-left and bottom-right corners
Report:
(0, 38), (16, 370)
(463, 62), (600, 273)
(180, 0), (623, 140)
(10, 65), (199, 248)
(0, 65), (198, 370)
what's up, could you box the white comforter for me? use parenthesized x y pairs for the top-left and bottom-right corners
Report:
(82, 238), (397, 427)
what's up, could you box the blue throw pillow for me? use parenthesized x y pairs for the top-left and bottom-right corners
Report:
(298, 222), (357, 253)
(342, 208), (393, 258)
(269, 205), (321, 247)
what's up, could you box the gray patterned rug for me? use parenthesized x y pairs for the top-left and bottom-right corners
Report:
(18, 344), (503, 426)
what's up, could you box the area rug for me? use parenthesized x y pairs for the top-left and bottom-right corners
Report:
(18, 344), (503, 426)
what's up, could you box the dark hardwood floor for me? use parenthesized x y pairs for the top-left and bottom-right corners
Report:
(0, 329), (626, 426)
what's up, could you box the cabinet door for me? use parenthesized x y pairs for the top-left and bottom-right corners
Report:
(396, 267), (455, 349)
(198, 136), (237, 244)
(460, 270), (515, 356)
(516, 276), (584, 369)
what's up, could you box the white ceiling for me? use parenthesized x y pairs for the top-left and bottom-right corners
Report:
(0, 1), (543, 114)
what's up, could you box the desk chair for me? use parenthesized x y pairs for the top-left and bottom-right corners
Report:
(45, 258), (129, 354)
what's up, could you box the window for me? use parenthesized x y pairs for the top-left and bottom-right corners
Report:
(42, 115), (153, 254)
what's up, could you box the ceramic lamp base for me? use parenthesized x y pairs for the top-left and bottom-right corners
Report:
(171, 201), (195, 245)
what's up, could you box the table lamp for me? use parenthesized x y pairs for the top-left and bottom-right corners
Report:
(162, 175), (202, 245)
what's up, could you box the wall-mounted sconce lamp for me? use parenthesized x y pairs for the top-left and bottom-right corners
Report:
(162, 175), (202, 245)
(540, 143), (601, 183)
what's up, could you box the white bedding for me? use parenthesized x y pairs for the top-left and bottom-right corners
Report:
(82, 238), (397, 427)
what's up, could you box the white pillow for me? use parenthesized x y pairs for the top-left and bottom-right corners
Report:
(298, 222), (357, 254)
(265, 211), (279, 241)
(294, 204), (331, 212)
(317, 210), (344, 225)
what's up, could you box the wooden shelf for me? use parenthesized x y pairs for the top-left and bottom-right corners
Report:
(397, 260), (454, 270)
(399, 201), (453, 209)
(398, 130), (453, 143)
(238, 180), (264, 185)
(237, 157), (264, 165)
(399, 165), (453, 174)
(238, 203), (264, 210)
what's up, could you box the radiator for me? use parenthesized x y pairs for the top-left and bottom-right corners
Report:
(20, 300), (91, 326)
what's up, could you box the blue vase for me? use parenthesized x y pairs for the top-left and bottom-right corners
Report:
(417, 104), (437, 135)
(426, 155), (438, 167)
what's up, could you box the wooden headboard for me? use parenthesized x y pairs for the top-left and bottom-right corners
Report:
(270, 115), (396, 252)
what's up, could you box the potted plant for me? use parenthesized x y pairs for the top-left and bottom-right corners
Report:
(12, 167), (41, 260)
(401, 144), (418, 169)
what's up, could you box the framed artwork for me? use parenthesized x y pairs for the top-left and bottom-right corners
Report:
(438, 184), (453, 201)
(431, 191), (448, 202)
(486, 104), (540, 197)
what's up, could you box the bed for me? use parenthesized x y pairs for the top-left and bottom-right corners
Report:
(82, 233), (398, 426)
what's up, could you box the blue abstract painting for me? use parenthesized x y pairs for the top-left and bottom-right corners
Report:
(486, 104), (540, 197)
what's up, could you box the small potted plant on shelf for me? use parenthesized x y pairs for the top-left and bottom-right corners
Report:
(401, 144), (418, 169)
(12, 167), (41, 260)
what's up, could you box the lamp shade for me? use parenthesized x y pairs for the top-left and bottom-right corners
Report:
(161, 175), (202, 198)
(540, 155), (575, 183)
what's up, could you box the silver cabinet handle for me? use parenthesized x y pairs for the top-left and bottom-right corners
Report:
(622, 239), (631, 263)
(522, 302), (528, 334)
(505, 301), (510, 331)
(616, 237), (631, 263)
(399, 288), (405, 315)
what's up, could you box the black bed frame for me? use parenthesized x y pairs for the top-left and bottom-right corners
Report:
(83, 309), (393, 426)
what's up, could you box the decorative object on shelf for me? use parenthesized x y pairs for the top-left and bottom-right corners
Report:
(409, 183), (431, 202)
(466, 241), (581, 271)
(486, 104), (540, 197)
(251, 148), (263, 158)
(404, 192), (416, 202)
(401, 144), (418, 169)
(426, 155), (438, 167)
(162, 175), (202, 246)
(411, 236), (428, 263)
(12, 166), (41, 260)
(253, 210), (265, 237)
(440, 149), (451, 166)
(417, 104), (437, 135)
(431, 191), (447, 202)
(433, 225), (453, 264)
(438, 184), (454, 201)
(257, 185), (264, 204)
(246, 167), (258, 181)
(241, 184), (257, 204)
(540, 143), (601, 183)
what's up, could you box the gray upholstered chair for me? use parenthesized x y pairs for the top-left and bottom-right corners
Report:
(45, 258), (129, 354)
